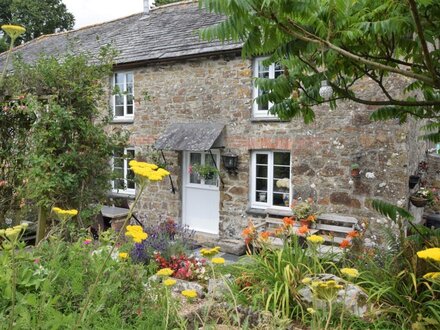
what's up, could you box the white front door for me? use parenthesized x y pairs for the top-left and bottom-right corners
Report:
(182, 151), (220, 234)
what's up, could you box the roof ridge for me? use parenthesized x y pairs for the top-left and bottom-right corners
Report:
(151, 0), (198, 11)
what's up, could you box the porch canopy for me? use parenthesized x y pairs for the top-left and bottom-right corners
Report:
(153, 122), (225, 151)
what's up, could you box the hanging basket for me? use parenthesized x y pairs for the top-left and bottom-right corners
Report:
(409, 195), (428, 208)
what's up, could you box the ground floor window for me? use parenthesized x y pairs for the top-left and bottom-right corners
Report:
(111, 147), (135, 195)
(251, 150), (291, 208)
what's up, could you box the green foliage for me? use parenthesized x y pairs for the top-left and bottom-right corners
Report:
(2, 50), (128, 213)
(200, 0), (440, 140)
(354, 242), (440, 329)
(371, 199), (414, 222)
(0, 97), (35, 226)
(233, 236), (334, 320)
(0, 0), (74, 52)
(0, 231), (181, 329)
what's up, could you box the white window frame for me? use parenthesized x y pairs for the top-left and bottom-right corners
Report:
(111, 147), (135, 196)
(250, 150), (291, 209)
(112, 71), (134, 121)
(252, 57), (283, 118)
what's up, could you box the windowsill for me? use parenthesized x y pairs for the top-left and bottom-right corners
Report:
(108, 191), (136, 200)
(251, 117), (289, 123)
(246, 207), (293, 217)
(110, 118), (134, 124)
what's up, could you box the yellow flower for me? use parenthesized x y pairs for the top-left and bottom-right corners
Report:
(200, 246), (221, 257)
(417, 247), (440, 262)
(212, 257), (225, 264)
(118, 252), (129, 260)
(306, 235), (325, 245)
(1, 25), (26, 41)
(340, 268), (359, 278)
(52, 207), (78, 221)
(126, 225), (143, 232)
(156, 268), (174, 276)
(125, 225), (148, 243)
(307, 307), (316, 314)
(423, 272), (440, 280)
(163, 279), (177, 286)
(301, 277), (312, 285)
(4, 227), (21, 241)
(181, 290), (197, 299)
(129, 160), (169, 182)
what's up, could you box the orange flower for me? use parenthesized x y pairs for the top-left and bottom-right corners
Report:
(274, 227), (284, 236)
(283, 217), (295, 227)
(259, 231), (271, 240)
(242, 228), (252, 237)
(339, 239), (351, 249)
(298, 225), (309, 235)
(347, 230), (359, 238)
(306, 215), (316, 222)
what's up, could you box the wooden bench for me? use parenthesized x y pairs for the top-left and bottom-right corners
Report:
(261, 213), (358, 254)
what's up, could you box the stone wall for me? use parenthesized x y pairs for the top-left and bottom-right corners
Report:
(109, 53), (426, 239)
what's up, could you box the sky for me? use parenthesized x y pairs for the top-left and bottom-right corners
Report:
(63, 0), (144, 29)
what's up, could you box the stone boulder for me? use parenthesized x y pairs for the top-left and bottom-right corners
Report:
(298, 273), (369, 317)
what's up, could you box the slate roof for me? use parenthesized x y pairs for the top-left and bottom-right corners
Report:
(154, 122), (225, 151)
(0, 1), (242, 70)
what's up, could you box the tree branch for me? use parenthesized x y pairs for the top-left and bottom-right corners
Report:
(407, 0), (439, 85)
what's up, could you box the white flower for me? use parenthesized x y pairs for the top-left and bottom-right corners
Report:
(365, 172), (375, 179)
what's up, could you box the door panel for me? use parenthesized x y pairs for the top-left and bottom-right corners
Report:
(183, 151), (220, 234)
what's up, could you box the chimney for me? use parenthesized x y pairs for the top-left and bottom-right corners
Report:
(143, 0), (156, 15)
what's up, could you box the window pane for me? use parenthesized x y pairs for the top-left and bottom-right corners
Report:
(256, 178), (267, 191)
(274, 152), (290, 166)
(190, 153), (202, 184)
(126, 84), (133, 94)
(256, 165), (268, 177)
(256, 191), (267, 203)
(115, 95), (124, 106)
(258, 62), (270, 78)
(256, 154), (268, 165)
(126, 73), (133, 83)
(113, 157), (123, 168)
(273, 193), (286, 206)
(115, 178), (125, 190)
(126, 105), (133, 115)
(274, 63), (283, 79)
(257, 89), (269, 111)
(127, 179), (135, 189)
(114, 73), (124, 84)
(115, 105), (124, 117)
(126, 95), (133, 105)
(273, 166), (290, 179)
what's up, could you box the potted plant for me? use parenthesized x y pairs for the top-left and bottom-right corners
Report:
(351, 163), (360, 177)
(409, 187), (433, 208)
(291, 198), (319, 228)
(191, 163), (219, 180)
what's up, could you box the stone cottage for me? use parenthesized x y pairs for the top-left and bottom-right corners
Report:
(0, 1), (428, 243)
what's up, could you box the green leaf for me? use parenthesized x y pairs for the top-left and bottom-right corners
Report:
(371, 199), (414, 222)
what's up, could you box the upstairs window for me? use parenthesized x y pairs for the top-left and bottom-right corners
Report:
(252, 58), (283, 118)
(251, 151), (291, 208)
(113, 72), (134, 120)
(111, 147), (135, 195)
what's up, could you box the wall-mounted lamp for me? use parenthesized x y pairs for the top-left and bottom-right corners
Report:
(222, 151), (239, 175)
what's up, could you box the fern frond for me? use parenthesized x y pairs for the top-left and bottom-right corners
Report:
(371, 199), (413, 222)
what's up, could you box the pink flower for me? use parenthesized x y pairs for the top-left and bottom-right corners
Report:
(83, 239), (92, 245)
(34, 258), (40, 264)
